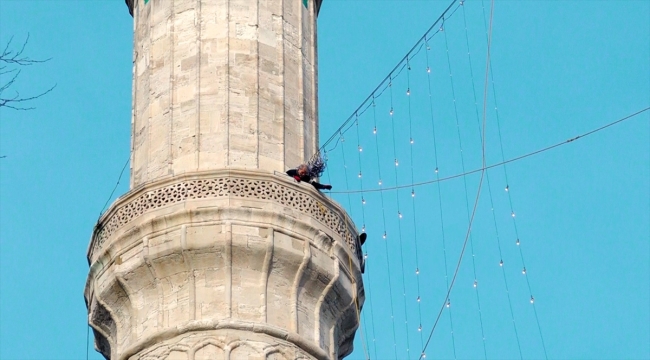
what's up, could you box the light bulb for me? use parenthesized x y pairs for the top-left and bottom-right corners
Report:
(361, 198), (366, 205)
(373, 127), (377, 134)
(410, 138), (414, 144)
(383, 231), (387, 239)
(530, 296), (535, 304)
(362, 225), (366, 232)
(435, 167), (439, 173)
(358, 146), (363, 152)
(460, 0), (464, 5)
(511, 211), (516, 217)
(406, 89), (411, 96)
(516, 238), (520, 246)
(522, 267), (527, 275)
(389, 108), (394, 116)
(395, 159), (399, 166)
(378, 179), (382, 186)
(499, 260), (504, 267)
(418, 325), (422, 332)
(440, 26), (444, 32)
(358, 171), (362, 178)
(364, 253), (368, 259)
(446, 300), (451, 308)
(427, 66), (431, 73)
(398, 212), (403, 219)
(505, 185), (509, 192)
(411, 190), (415, 197)
(473, 280), (478, 288)
(415, 268), (419, 275)
(422, 353), (426, 358)
(340, 136), (345, 142)
(417, 296), (421, 302)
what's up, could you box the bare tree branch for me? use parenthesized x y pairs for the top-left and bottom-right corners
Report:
(0, 33), (55, 110)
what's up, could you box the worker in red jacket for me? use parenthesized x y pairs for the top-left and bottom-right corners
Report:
(286, 164), (332, 191)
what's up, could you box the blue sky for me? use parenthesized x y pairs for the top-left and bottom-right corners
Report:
(1, 1), (648, 359)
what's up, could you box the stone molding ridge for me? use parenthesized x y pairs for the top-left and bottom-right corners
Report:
(121, 319), (330, 360)
(88, 169), (362, 264)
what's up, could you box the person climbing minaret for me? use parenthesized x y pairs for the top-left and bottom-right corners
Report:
(286, 154), (332, 190)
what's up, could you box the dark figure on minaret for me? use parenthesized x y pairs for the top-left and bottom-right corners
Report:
(286, 154), (331, 191)
(287, 164), (332, 190)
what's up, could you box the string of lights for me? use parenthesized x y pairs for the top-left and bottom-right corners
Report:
(419, 1), (495, 355)
(478, 0), (549, 356)
(459, 1), (523, 357)
(423, 34), (456, 360)
(372, 94), (400, 359)
(406, 57), (426, 351)
(353, 114), (374, 359)
(442, 14), (488, 358)
(388, 76), (413, 358)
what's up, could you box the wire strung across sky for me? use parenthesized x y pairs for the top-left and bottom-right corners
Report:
(328, 107), (649, 195)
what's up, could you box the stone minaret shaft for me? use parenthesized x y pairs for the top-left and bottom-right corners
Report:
(130, 0), (319, 186)
(85, 1), (364, 360)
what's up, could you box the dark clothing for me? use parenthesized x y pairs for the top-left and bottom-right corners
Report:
(286, 169), (332, 190)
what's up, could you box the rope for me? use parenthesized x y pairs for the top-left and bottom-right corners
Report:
(328, 107), (649, 195)
(99, 157), (130, 217)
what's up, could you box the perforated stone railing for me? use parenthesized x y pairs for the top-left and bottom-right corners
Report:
(88, 170), (362, 264)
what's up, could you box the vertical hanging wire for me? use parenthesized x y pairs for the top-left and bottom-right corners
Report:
(364, 253), (379, 359)
(86, 324), (90, 360)
(346, 226), (371, 360)
(354, 113), (373, 358)
(479, 1), (548, 357)
(356, 114), (367, 235)
(460, 0), (494, 359)
(338, 131), (355, 226)
(373, 93), (399, 359)
(406, 57), (425, 350)
(443, 15), (488, 357)
(423, 36), (457, 359)
(389, 73), (412, 358)
(341, 127), (371, 360)
(459, 2), (520, 358)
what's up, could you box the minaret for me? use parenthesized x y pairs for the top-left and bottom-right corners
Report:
(84, 0), (365, 359)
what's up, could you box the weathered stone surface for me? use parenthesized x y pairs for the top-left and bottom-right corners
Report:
(129, 0), (320, 187)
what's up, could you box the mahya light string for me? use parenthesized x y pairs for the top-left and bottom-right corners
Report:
(406, 57), (425, 351)
(388, 75), (413, 358)
(442, 14), (488, 358)
(423, 35), (456, 360)
(354, 112), (374, 358)
(460, 1), (520, 357)
(479, 0), (548, 357)
(421, 0), (495, 357)
(372, 95), (399, 359)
